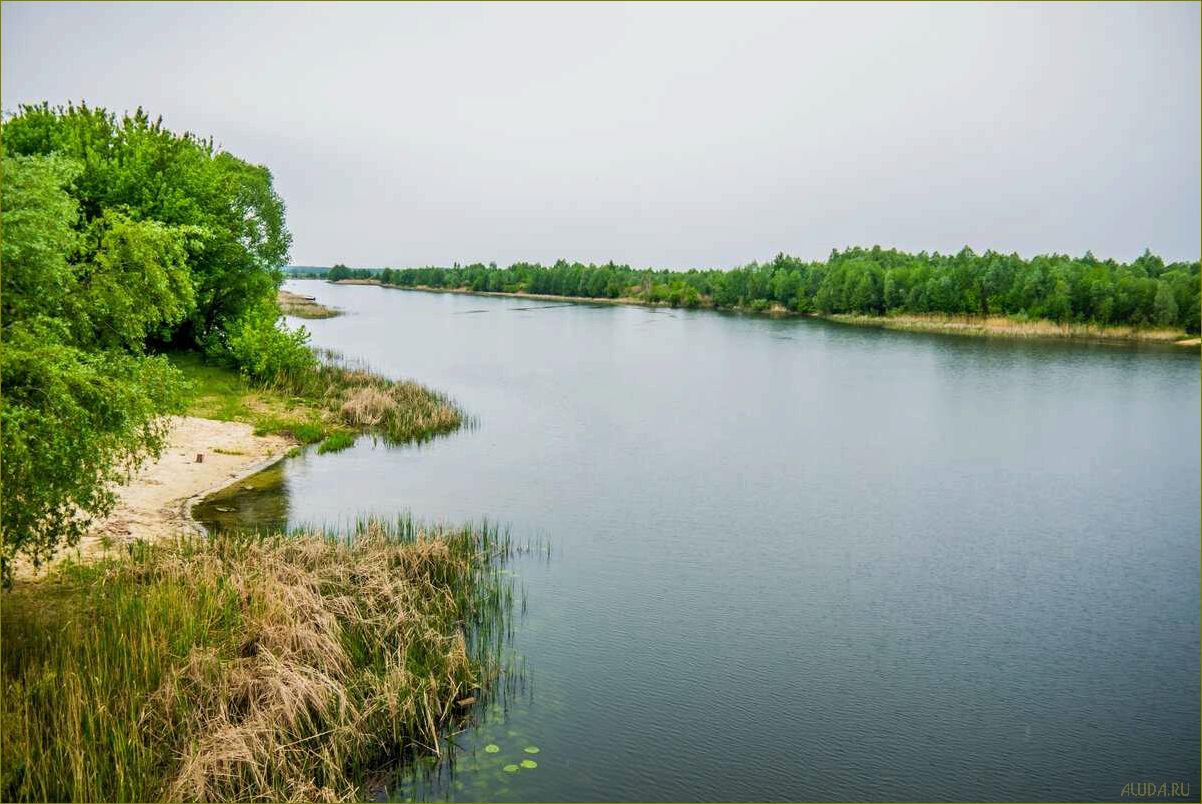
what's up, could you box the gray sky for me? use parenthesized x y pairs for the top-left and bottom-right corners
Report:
(2, 1), (1199, 268)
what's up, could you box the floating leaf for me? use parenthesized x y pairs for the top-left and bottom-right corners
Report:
(520, 759), (538, 769)
(483, 744), (500, 753)
(503, 764), (519, 773)
(506, 730), (520, 738)
(523, 746), (540, 754)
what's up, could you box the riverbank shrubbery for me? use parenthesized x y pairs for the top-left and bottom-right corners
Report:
(0, 519), (515, 802)
(173, 351), (464, 449)
(344, 246), (1201, 334)
(224, 300), (319, 383)
(0, 104), (309, 579)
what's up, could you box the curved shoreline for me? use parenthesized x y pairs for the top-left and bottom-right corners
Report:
(179, 445), (294, 537)
(328, 280), (1197, 347)
(16, 417), (294, 579)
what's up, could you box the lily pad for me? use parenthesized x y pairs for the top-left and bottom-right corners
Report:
(503, 764), (519, 773)
(483, 744), (500, 753)
(520, 759), (538, 769)
(523, 746), (540, 754)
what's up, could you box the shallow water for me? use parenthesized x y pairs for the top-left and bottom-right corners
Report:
(198, 280), (1201, 801)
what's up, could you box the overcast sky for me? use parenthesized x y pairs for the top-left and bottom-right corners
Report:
(2, 2), (1199, 268)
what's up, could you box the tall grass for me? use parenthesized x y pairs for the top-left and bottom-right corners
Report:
(830, 312), (1189, 342)
(0, 518), (517, 802)
(263, 350), (468, 446)
(173, 349), (467, 449)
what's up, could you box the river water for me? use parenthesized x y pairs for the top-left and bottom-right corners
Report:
(199, 279), (1200, 801)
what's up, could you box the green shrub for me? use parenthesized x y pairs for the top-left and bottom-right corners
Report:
(0, 329), (184, 584)
(317, 431), (356, 454)
(222, 303), (317, 385)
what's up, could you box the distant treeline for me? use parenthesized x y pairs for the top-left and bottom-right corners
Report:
(324, 248), (1201, 332)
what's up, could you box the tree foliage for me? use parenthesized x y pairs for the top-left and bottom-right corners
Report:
(0, 104), (299, 583)
(360, 247), (1200, 332)
(2, 102), (291, 348)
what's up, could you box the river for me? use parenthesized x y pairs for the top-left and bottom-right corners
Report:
(198, 279), (1200, 801)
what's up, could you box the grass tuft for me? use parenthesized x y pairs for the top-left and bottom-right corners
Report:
(316, 431), (356, 454)
(1, 518), (517, 802)
(173, 350), (465, 449)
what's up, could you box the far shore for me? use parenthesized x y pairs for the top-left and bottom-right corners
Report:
(278, 288), (340, 318)
(328, 279), (1198, 346)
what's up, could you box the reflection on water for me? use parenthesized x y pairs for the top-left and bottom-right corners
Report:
(194, 280), (1202, 802)
(194, 457), (293, 533)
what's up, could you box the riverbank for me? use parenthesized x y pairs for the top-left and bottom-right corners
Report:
(1, 352), (513, 803)
(12, 417), (292, 578)
(278, 288), (340, 318)
(1, 517), (515, 802)
(333, 280), (1198, 345)
(828, 312), (1194, 343)
(171, 350), (464, 453)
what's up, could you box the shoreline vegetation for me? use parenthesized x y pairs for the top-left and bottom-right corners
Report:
(328, 279), (1198, 345)
(1, 518), (518, 802)
(278, 288), (340, 319)
(172, 350), (465, 456)
(309, 246), (1201, 344)
(2, 102), (505, 804)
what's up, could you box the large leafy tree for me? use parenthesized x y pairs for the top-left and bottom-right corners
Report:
(0, 104), (295, 584)
(0, 154), (194, 582)
(2, 102), (291, 349)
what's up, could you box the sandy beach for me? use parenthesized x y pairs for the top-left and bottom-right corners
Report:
(19, 416), (292, 577)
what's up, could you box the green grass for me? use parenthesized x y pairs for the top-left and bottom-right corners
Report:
(171, 352), (326, 438)
(316, 430), (356, 454)
(1, 519), (517, 802)
(170, 351), (465, 447)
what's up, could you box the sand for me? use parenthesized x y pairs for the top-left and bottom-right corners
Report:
(20, 416), (292, 576)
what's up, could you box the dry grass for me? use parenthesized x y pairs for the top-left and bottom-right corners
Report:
(277, 290), (340, 319)
(830, 313), (1191, 342)
(175, 351), (465, 449)
(1, 519), (515, 802)
(340, 382), (462, 438)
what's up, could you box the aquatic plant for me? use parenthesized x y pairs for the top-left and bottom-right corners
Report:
(316, 430), (356, 454)
(0, 517), (518, 802)
(175, 348), (467, 451)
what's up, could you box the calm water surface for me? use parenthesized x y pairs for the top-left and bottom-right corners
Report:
(200, 280), (1200, 801)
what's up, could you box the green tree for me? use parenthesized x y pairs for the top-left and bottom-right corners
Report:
(2, 103), (291, 351)
(1153, 280), (1179, 326)
(0, 154), (189, 583)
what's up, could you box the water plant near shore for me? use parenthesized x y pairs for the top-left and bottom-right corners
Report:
(0, 517), (519, 802)
(316, 430), (356, 454)
(277, 289), (340, 319)
(174, 349), (466, 449)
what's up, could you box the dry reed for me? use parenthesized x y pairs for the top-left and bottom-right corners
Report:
(1, 519), (514, 802)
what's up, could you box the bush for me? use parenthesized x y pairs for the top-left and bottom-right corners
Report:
(0, 328), (184, 584)
(222, 303), (317, 385)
